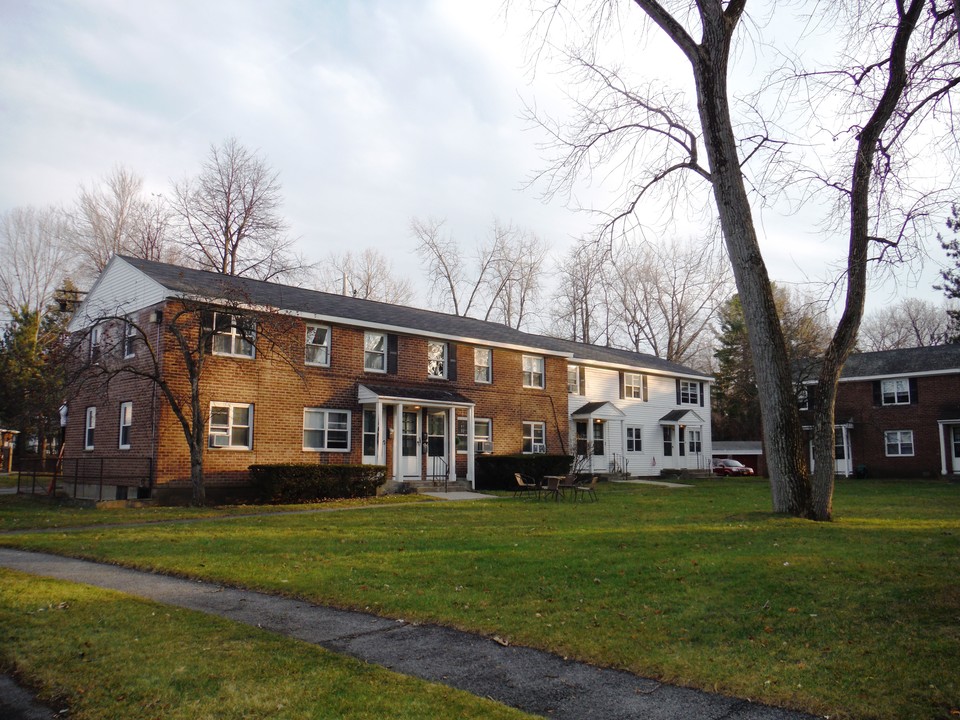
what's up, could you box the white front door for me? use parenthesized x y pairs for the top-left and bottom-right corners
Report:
(400, 411), (421, 480)
(834, 427), (851, 476)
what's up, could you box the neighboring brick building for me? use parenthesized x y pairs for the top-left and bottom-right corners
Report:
(65, 256), (712, 497)
(799, 345), (960, 479)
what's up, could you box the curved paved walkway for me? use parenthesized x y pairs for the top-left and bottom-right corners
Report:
(0, 548), (820, 720)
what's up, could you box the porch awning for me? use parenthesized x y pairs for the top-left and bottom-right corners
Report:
(571, 401), (625, 419)
(358, 384), (474, 407)
(659, 409), (705, 424)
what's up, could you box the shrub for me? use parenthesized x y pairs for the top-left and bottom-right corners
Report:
(248, 464), (387, 503)
(475, 454), (574, 491)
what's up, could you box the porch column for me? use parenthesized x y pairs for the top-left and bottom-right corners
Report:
(466, 405), (475, 489)
(394, 403), (403, 483)
(938, 421), (948, 476)
(447, 406), (457, 486)
(375, 399), (384, 465)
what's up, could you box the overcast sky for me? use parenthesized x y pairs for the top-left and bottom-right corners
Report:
(0, 0), (949, 317)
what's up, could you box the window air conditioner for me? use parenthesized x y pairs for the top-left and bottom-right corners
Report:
(478, 441), (494, 454)
(532, 443), (546, 454)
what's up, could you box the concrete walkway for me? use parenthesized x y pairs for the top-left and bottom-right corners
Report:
(0, 549), (820, 720)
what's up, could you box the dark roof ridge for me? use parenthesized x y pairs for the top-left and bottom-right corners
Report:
(117, 255), (709, 379)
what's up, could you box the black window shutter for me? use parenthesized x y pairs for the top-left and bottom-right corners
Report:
(619, 372), (625, 399)
(447, 343), (457, 381)
(699, 382), (704, 407)
(387, 334), (399, 375)
(675, 379), (681, 405)
(579, 366), (586, 396)
(642, 375), (648, 402)
(909, 377), (918, 404)
(872, 381), (882, 406)
(200, 310), (215, 352)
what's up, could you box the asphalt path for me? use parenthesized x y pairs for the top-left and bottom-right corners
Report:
(0, 548), (821, 720)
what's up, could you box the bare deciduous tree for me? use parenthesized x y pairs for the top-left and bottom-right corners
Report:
(74, 165), (144, 276)
(549, 240), (614, 344)
(411, 216), (547, 329)
(523, 0), (960, 520)
(316, 248), (415, 305)
(72, 166), (179, 279)
(173, 138), (305, 282)
(857, 298), (950, 351)
(0, 206), (74, 322)
(613, 237), (731, 366)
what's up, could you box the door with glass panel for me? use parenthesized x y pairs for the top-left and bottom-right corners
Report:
(426, 412), (447, 481)
(400, 411), (421, 479)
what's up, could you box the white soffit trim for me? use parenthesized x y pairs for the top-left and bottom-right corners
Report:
(571, 360), (713, 383)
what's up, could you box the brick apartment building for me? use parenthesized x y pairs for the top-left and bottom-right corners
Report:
(799, 344), (960, 478)
(64, 255), (713, 497)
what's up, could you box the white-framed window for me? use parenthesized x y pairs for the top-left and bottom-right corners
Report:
(211, 313), (255, 358)
(522, 355), (545, 389)
(84, 407), (96, 450)
(123, 321), (137, 358)
(688, 428), (702, 454)
(305, 324), (330, 366)
(456, 417), (493, 453)
(679, 380), (701, 405)
(522, 421), (546, 454)
(89, 325), (102, 363)
(567, 366), (580, 394)
(118, 402), (132, 449)
(798, 387), (809, 410)
(427, 341), (447, 378)
(208, 403), (253, 450)
(364, 332), (386, 373)
(881, 378), (910, 405)
(884, 430), (914, 457)
(474, 418), (492, 454)
(303, 408), (351, 451)
(624, 373), (644, 399)
(474, 347), (492, 384)
(362, 409), (376, 456)
(626, 426), (642, 453)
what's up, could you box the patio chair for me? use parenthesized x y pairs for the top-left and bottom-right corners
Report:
(572, 476), (599, 502)
(513, 473), (540, 499)
(542, 475), (562, 502)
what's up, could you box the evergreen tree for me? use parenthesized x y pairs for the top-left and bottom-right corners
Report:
(0, 307), (69, 458)
(934, 205), (960, 343)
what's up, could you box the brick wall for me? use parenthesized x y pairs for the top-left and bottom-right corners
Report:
(806, 373), (960, 478)
(67, 301), (571, 486)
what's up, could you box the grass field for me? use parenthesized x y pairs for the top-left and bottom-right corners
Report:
(0, 568), (533, 720)
(1, 478), (958, 719)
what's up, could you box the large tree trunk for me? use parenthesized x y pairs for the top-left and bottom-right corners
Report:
(692, 5), (813, 517)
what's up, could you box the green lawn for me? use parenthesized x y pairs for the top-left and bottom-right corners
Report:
(0, 492), (430, 532)
(0, 569), (533, 720)
(1, 479), (958, 719)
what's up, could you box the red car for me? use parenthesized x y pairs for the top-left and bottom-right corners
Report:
(712, 459), (755, 476)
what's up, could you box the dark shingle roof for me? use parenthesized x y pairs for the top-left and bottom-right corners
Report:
(120, 255), (709, 380)
(841, 345), (960, 378)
